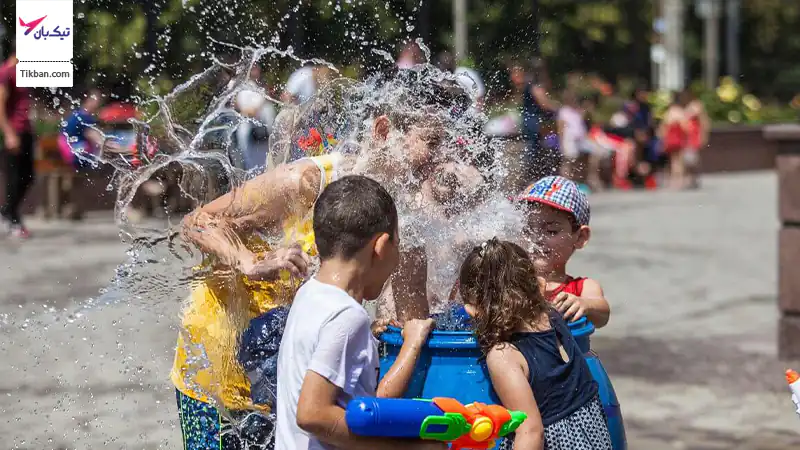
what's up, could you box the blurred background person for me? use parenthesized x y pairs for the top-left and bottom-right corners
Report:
(510, 58), (559, 181)
(58, 88), (106, 220)
(681, 89), (709, 189)
(235, 64), (277, 172)
(281, 63), (332, 105)
(556, 89), (587, 182)
(435, 51), (486, 112)
(659, 92), (689, 189)
(0, 40), (34, 239)
(397, 41), (425, 69)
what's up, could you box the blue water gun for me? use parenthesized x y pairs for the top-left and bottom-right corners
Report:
(346, 397), (527, 449)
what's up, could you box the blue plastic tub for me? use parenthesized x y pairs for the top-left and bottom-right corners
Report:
(379, 313), (626, 450)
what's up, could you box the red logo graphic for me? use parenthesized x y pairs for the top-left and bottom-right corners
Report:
(19, 15), (47, 36)
(544, 180), (563, 198)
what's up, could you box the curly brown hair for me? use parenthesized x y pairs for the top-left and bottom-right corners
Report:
(458, 238), (550, 354)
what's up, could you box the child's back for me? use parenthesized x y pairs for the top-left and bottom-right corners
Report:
(276, 278), (379, 448)
(507, 312), (609, 448)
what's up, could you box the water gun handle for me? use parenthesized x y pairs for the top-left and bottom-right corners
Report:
(419, 413), (470, 441)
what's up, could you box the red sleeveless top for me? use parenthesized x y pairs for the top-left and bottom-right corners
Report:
(547, 276), (586, 301)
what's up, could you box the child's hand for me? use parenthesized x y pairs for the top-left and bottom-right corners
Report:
(402, 318), (436, 346)
(553, 292), (587, 322)
(371, 318), (400, 338)
(239, 244), (310, 281)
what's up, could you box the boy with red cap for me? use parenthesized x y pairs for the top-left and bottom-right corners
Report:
(513, 176), (611, 327)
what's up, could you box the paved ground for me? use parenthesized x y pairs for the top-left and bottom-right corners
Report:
(0, 171), (797, 449)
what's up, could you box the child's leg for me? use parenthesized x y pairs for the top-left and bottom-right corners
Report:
(668, 151), (685, 189)
(683, 149), (701, 189)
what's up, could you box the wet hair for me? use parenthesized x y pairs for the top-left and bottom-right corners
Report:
(459, 238), (550, 354)
(313, 175), (398, 260)
(365, 66), (472, 130)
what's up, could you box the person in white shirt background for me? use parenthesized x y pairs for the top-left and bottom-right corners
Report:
(275, 175), (443, 450)
(435, 51), (485, 112)
(556, 89), (588, 180)
(281, 64), (333, 105)
(234, 64), (277, 171)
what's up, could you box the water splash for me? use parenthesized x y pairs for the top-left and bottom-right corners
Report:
(9, 4), (542, 448)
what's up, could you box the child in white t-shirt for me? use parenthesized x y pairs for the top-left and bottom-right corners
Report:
(276, 175), (445, 450)
(557, 90), (589, 180)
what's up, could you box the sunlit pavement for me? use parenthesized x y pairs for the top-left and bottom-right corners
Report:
(1, 170), (798, 449)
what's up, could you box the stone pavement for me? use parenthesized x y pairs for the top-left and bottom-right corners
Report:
(0, 171), (798, 449)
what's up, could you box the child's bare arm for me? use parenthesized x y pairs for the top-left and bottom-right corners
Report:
(181, 159), (319, 272)
(486, 346), (545, 450)
(297, 371), (446, 450)
(552, 278), (610, 328)
(377, 318), (435, 398)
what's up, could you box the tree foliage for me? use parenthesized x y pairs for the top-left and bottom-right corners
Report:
(2, 0), (799, 101)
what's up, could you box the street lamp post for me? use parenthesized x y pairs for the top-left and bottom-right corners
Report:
(453, 0), (467, 60)
(725, 0), (741, 79)
(696, 0), (721, 89)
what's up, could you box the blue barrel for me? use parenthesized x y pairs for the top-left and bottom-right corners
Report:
(379, 312), (627, 450)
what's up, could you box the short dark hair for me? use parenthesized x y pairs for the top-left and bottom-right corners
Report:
(313, 175), (398, 260)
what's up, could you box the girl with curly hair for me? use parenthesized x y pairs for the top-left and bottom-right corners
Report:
(458, 238), (612, 450)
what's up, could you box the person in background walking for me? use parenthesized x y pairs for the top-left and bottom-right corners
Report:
(281, 64), (332, 106)
(58, 88), (105, 220)
(0, 41), (34, 239)
(435, 51), (486, 112)
(556, 90), (588, 183)
(510, 58), (559, 181)
(396, 41), (425, 69)
(681, 90), (709, 189)
(658, 93), (689, 190)
(235, 64), (277, 172)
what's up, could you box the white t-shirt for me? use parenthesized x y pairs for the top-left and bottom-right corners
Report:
(455, 66), (485, 99)
(285, 66), (317, 104)
(276, 278), (380, 450)
(558, 106), (588, 158)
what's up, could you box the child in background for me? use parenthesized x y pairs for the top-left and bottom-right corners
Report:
(659, 94), (689, 189)
(681, 90), (709, 189)
(275, 175), (445, 450)
(513, 176), (611, 328)
(556, 90), (587, 181)
(459, 239), (612, 450)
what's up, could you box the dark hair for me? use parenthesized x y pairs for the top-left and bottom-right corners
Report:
(313, 175), (398, 260)
(459, 238), (550, 354)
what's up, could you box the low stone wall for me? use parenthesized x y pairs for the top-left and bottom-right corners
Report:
(704, 125), (777, 173)
(765, 124), (800, 359)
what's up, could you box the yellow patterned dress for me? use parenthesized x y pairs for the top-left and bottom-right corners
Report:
(170, 153), (340, 412)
